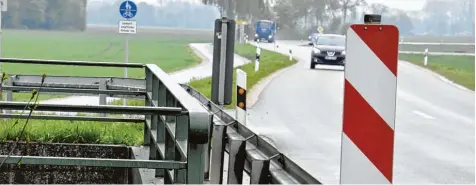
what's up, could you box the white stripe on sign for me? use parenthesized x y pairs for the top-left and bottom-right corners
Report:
(340, 135), (391, 184)
(236, 69), (247, 125)
(345, 28), (398, 130)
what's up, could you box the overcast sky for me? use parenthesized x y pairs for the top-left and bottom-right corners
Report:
(117, 0), (428, 11)
(365, 0), (427, 11)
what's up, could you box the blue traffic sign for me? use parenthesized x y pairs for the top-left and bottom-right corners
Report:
(119, 0), (137, 19)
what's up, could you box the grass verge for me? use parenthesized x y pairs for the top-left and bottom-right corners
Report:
(399, 54), (475, 90)
(0, 119), (144, 146)
(110, 43), (298, 109)
(188, 44), (297, 109)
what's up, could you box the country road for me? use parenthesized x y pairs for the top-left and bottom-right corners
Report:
(241, 41), (475, 184)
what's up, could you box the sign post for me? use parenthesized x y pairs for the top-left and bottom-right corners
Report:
(339, 14), (399, 184)
(119, 0), (138, 106)
(211, 17), (236, 106)
(0, 0), (7, 72)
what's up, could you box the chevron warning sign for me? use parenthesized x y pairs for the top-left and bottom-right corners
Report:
(340, 24), (399, 184)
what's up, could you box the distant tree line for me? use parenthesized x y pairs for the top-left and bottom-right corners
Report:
(202, 0), (475, 38)
(2, 0), (87, 31)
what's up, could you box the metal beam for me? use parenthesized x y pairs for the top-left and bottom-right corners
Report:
(0, 58), (145, 68)
(181, 84), (321, 184)
(0, 114), (144, 122)
(9, 74), (146, 89)
(0, 102), (184, 115)
(0, 155), (186, 169)
(2, 86), (146, 96)
(146, 65), (210, 144)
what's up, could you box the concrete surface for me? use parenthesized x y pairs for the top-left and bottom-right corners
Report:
(241, 40), (475, 184)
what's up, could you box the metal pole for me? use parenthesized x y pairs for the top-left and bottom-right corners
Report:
(0, 4), (3, 72)
(218, 20), (228, 106)
(124, 19), (129, 107)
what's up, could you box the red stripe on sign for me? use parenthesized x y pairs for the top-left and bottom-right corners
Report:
(343, 80), (395, 182)
(351, 25), (399, 76)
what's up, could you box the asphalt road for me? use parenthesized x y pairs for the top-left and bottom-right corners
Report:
(245, 41), (475, 184)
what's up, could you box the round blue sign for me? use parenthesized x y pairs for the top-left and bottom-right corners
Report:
(119, 0), (138, 19)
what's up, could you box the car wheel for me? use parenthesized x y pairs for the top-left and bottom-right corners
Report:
(310, 59), (316, 69)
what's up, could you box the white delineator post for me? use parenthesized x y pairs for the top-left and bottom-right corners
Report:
(340, 24), (399, 184)
(255, 45), (261, 72)
(424, 48), (428, 66)
(236, 69), (247, 125)
(289, 49), (293, 61)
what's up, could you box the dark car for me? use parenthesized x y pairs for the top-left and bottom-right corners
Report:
(310, 34), (346, 69)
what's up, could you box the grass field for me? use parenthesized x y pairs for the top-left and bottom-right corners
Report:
(1, 29), (209, 77)
(188, 44), (297, 109)
(1, 28), (211, 102)
(399, 54), (475, 90)
(0, 27), (214, 145)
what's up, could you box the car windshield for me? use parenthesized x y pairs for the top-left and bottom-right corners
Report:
(314, 36), (346, 46)
(258, 21), (272, 29)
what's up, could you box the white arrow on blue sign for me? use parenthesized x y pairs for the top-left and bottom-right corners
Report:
(119, 0), (137, 19)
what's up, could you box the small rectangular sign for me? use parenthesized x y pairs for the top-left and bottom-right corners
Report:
(118, 20), (137, 34)
(1, 0), (7, 12)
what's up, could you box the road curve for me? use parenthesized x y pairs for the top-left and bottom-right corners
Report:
(245, 40), (474, 184)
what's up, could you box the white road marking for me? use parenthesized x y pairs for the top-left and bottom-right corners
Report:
(412, 110), (436, 120)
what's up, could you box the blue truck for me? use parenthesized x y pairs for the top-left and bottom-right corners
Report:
(253, 20), (277, 43)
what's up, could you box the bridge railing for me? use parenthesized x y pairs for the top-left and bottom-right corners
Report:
(181, 84), (321, 184)
(0, 58), (210, 184)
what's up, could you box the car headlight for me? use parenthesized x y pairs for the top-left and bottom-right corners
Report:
(268, 35), (272, 38)
(255, 34), (258, 37)
(313, 48), (321, 53)
(342, 51), (346, 55)
(308, 36), (311, 40)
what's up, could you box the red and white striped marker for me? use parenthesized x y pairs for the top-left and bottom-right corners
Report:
(340, 24), (399, 184)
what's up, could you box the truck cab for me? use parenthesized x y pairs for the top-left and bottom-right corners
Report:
(254, 20), (276, 43)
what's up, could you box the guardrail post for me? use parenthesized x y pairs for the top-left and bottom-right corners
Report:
(187, 112), (208, 184)
(204, 116), (212, 180)
(250, 154), (271, 184)
(210, 122), (226, 184)
(164, 91), (176, 184)
(227, 132), (246, 184)
(144, 69), (152, 146)
(5, 77), (12, 114)
(99, 79), (107, 117)
(174, 114), (188, 184)
(157, 79), (167, 178)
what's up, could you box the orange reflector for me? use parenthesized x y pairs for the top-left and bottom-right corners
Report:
(238, 88), (245, 95)
(238, 102), (245, 108)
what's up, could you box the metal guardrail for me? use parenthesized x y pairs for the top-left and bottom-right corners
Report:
(181, 84), (321, 184)
(399, 50), (475, 56)
(399, 42), (475, 46)
(0, 58), (210, 184)
(398, 42), (475, 56)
